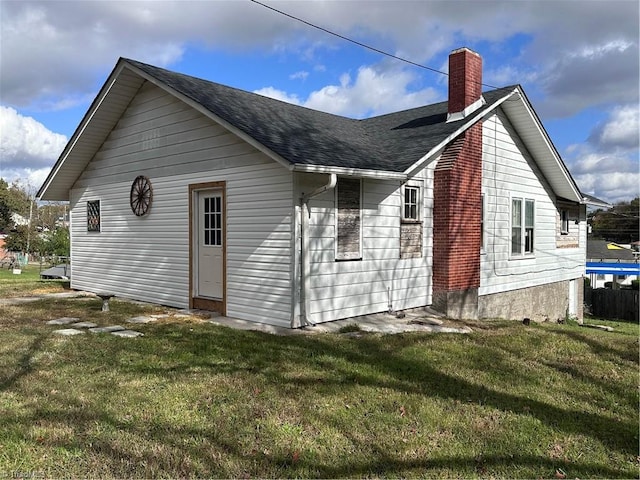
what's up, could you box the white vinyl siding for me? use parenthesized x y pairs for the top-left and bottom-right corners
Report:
(480, 109), (586, 295)
(69, 82), (293, 327)
(295, 169), (433, 323)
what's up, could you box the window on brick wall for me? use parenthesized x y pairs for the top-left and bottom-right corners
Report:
(336, 177), (361, 260)
(87, 200), (101, 232)
(511, 197), (534, 255)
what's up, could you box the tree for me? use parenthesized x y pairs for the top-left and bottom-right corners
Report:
(43, 227), (70, 257)
(37, 202), (68, 231)
(589, 197), (640, 243)
(4, 225), (43, 254)
(0, 179), (33, 232)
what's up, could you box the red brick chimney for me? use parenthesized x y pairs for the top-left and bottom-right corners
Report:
(448, 47), (483, 117)
(432, 48), (484, 319)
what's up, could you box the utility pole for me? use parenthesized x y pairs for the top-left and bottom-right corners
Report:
(25, 195), (33, 265)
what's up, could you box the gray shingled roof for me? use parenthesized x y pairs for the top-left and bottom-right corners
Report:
(127, 58), (516, 173)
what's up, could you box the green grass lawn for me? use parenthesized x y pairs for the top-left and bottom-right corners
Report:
(0, 263), (69, 298)
(0, 291), (638, 478)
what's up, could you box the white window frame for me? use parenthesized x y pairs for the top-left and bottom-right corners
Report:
(402, 185), (421, 222)
(511, 197), (535, 256)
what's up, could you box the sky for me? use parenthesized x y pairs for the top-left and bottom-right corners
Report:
(0, 0), (638, 205)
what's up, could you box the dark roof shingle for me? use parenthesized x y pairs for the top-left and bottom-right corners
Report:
(126, 58), (516, 173)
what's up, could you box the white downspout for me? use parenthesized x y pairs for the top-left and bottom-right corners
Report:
(298, 173), (337, 328)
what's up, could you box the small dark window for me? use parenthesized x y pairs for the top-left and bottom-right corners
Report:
(560, 209), (569, 234)
(87, 200), (100, 232)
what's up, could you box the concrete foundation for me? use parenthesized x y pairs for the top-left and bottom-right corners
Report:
(432, 288), (479, 320)
(478, 279), (580, 323)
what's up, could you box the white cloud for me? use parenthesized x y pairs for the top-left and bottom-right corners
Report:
(2, 0), (637, 117)
(290, 71), (309, 81)
(595, 105), (640, 150)
(257, 66), (439, 118)
(253, 87), (302, 106)
(0, 106), (66, 188)
(574, 171), (640, 204)
(0, 106), (67, 167)
(565, 105), (640, 203)
(310, 67), (438, 118)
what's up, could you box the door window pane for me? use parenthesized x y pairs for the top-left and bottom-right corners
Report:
(203, 195), (222, 247)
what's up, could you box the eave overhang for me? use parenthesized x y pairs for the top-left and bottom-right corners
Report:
(37, 61), (146, 201)
(580, 193), (611, 208)
(501, 87), (583, 203)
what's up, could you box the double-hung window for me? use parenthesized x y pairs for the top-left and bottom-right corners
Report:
(511, 197), (534, 255)
(403, 186), (419, 221)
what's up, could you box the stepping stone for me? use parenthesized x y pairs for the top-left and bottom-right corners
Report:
(71, 322), (98, 329)
(46, 317), (80, 325)
(53, 328), (86, 336)
(126, 316), (156, 324)
(89, 325), (126, 334)
(111, 330), (144, 338)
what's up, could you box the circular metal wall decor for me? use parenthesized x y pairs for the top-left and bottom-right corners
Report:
(130, 175), (153, 216)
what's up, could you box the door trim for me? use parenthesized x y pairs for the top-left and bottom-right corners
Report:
(189, 181), (226, 314)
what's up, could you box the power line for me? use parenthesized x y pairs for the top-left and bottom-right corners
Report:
(249, 0), (500, 90)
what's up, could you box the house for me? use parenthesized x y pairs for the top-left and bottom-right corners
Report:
(37, 47), (602, 327)
(586, 239), (640, 288)
(10, 212), (29, 227)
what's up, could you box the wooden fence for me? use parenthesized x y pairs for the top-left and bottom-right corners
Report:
(584, 287), (639, 322)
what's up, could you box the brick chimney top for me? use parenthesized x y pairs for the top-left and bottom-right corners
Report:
(447, 47), (485, 121)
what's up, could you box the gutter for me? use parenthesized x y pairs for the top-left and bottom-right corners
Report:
(292, 164), (406, 181)
(580, 195), (611, 209)
(297, 173), (337, 328)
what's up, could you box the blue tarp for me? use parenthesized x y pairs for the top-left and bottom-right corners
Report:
(586, 261), (640, 276)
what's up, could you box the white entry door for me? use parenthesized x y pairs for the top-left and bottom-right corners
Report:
(196, 191), (223, 299)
